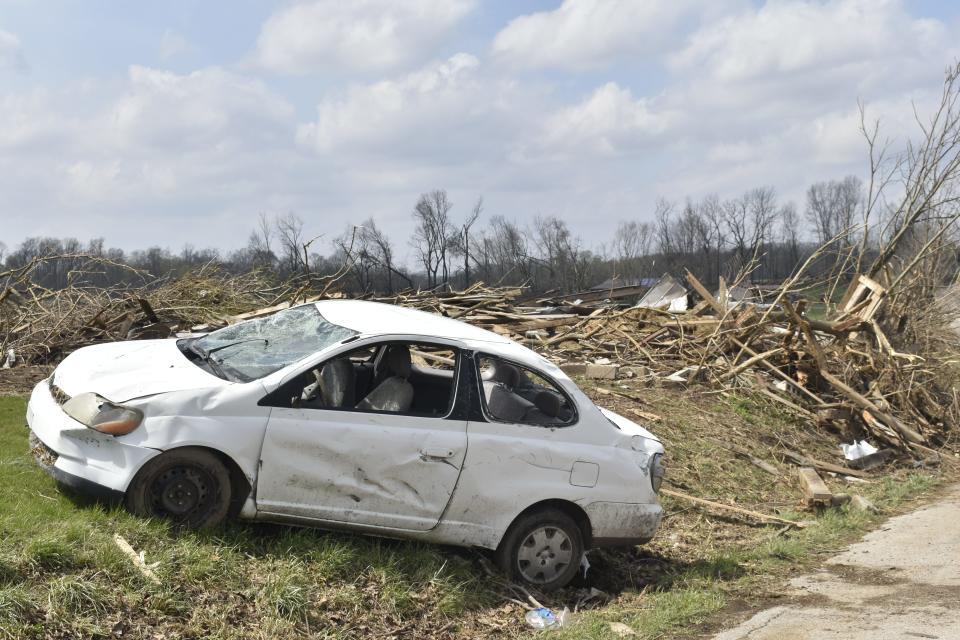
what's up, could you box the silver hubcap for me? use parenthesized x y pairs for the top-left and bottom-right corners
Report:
(516, 526), (573, 584)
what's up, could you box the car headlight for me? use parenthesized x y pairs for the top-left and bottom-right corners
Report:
(62, 393), (144, 436)
(649, 453), (665, 494)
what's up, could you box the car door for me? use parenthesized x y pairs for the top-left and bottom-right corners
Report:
(441, 353), (594, 533)
(255, 341), (468, 531)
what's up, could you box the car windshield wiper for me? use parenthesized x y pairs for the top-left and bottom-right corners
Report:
(188, 341), (231, 380)
(203, 338), (270, 357)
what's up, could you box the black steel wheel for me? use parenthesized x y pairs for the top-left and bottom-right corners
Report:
(495, 507), (584, 591)
(126, 449), (231, 529)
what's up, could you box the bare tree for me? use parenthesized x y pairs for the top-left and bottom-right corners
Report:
(247, 212), (276, 270)
(698, 195), (726, 284)
(779, 202), (802, 272)
(654, 198), (676, 255)
(275, 213), (309, 276)
(411, 190), (454, 288)
(722, 187), (777, 279)
(613, 220), (653, 280)
(805, 177), (862, 246)
(869, 62), (960, 286)
(449, 197), (482, 287)
(486, 215), (531, 285)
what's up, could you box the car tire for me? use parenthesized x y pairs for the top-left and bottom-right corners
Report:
(126, 448), (231, 529)
(495, 508), (584, 591)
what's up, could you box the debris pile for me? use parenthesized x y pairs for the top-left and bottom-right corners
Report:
(3, 255), (958, 465)
(0, 256), (282, 364)
(370, 274), (959, 463)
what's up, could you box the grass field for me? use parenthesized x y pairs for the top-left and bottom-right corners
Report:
(0, 393), (945, 639)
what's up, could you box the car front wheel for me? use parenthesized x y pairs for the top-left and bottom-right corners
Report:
(495, 508), (584, 591)
(126, 448), (231, 529)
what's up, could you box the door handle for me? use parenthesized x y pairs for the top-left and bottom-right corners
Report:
(420, 447), (456, 460)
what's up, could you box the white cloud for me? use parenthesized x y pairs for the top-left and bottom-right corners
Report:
(536, 82), (673, 156)
(253, 0), (476, 74)
(0, 65), (299, 228)
(109, 65), (294, 151)
(491, 0), (707, 71)
(297, 53), (524, 161)
(0, 29), (25, 71)
(673, 0), (952, 88)
(159, 29), (191, 60)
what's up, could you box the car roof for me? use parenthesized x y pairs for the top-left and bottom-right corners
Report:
(306, 299), (575, 388)
(314, 299), (514, 346)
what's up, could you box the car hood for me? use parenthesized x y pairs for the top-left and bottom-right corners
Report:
(600, 407), (661, 443)
(53, 339), (228, 402)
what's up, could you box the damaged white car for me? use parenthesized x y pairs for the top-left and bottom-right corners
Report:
(27, 300), (664, 589)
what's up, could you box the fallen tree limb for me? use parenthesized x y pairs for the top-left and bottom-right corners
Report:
(661, 488), (806, 528)
(780, 448), (872, 479)
(113, 534), (160, 585)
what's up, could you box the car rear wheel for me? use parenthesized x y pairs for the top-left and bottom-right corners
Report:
(495, 508), (584, 591)
(126, 449), (231, 529)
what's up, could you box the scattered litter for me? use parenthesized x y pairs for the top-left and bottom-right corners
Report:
(841, 440), (879, 461)
(525, 606), (571, 630)
(580, 551), (591, 578)
(2, 349), (13, 369)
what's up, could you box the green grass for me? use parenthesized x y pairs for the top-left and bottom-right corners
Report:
(0, 394), (945, 639)
(0, 396), (493, 638)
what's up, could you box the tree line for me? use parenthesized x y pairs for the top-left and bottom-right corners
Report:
(0, 174), (930, 296)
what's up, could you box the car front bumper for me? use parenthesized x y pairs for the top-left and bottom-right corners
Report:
(26, 379), (159, 496)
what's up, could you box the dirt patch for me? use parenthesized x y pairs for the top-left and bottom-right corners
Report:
(0, 365), (51, 395)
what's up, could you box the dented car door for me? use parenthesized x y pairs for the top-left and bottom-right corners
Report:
(254, 349), (468, 531)
(256, 409), (467, 530)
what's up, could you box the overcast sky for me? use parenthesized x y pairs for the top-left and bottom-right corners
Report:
(1, 0), (958, 261)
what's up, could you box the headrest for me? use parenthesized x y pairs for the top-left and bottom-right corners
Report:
(490, 361), (520, 388)
(385, 346), (411, 379)
(534, 391), (562, 418)
(319, 359), (354, 406)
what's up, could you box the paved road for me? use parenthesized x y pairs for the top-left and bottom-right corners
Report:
(713, 485), (960, 640)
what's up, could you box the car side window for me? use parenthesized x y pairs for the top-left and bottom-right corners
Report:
(477, 355), (576, 427)
(265, 341), (460, 418)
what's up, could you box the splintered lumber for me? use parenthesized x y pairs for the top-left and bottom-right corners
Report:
(685, 270), (725, 315)
(627, 407), (663, 423)
(819, 370), (925, 445)
(797, 467), (832, 507)
(720, 347), (783, 381)
(660, 488), (805, 528)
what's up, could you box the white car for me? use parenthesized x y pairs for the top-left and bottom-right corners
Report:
(27, 300), (664, 590)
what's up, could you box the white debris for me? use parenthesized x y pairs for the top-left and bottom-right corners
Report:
(841, 440), (879, 461)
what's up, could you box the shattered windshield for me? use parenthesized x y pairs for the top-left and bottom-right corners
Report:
(185, 305), (357, 381)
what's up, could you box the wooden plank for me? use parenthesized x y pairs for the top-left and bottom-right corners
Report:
(685, 270), (725, 315)
(798, 467), (832, 507)
(661, 488), (805, 528)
